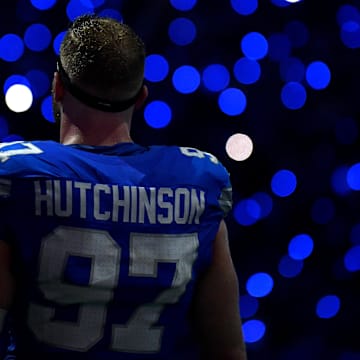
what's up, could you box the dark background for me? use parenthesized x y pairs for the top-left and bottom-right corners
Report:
(1, 0), (360, 359)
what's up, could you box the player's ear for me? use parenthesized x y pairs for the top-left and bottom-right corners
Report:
(134, 85), (148, 111)
(53, 72), (65, 102)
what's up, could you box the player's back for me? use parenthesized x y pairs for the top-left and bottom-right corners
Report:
(0, 140), (232, 359)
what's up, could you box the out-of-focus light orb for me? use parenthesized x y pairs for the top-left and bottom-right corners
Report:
(241, 32), (268, 60)
(66, 0), (94, 21)
(26, 70), (50, 99)
(170, 0), (197, 11)
(271, 169), (297, 197)
(335, 117), (358, 145)
(225, 133), (253, 161)
(344, 245), (360, 271)
(172, 65), (200, 94)
(331, 165), (351, 195)
(278, 255), (303, 278)
(306, 61), (331, 90)
(24, 23), (52, 52)
(280, 57), (305, 82)
(233, 199), (261, 226)
(0, 34), (24, 62)
(53, 31), (66, 55)
(218, 88), (247, 116)
(267, 33), (291, 61)
(288, 234), (314, 260)
(252, 192), (273, 218)
(311, 197), (335, 224)
(41, 96), (55, 123)
(202, 64), (230, 92)
(231, 0), (258, 16)
(284, 20), (309, 48)
(239, 295), (259, 319)
(3, 75), (31, 93)
(246, 272), (274, 298)
(316, 295), (341, 319)
(243, 320), (266, 343)
(168, 17), (196, 46)
(98, 8), (122, 21)
(5, 85), (33, 113)
(286, 0), (302, 3)
(336, 4), (360, 26)
(30, 0), (57, 10)
(234, 58), (261, 85)
(347, 163), (360, 190)
(144, 101), (172, 128)
(80, 0), (105, 7)
(0, 117), (9, 140)
(281, 82), (307, 110)
(340, 21), (360, 48)
(271, 0), (291, 7)
(145, 54), (169, 82)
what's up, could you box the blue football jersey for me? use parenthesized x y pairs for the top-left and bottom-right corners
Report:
(0, 140), (232, 359)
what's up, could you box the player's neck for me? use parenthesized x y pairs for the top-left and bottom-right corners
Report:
(60, 115), (133, 146)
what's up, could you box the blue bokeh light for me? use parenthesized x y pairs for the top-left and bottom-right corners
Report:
(98, 8), (123, 21)
(41, 96), (55, 123)
(144, 101), (172, 129)
(336, 4), (360, 26)
(243, 320), (266, 343)
(168, 17), (196, 46)
(172, 65), (200, 94)
(241, 32), (268, 60)
(347, 163), (360, 190)
(288, 234), (314, 260)
(267, 33), (291, 61)
(340, 20), (360, 48)
(170, 0), (197, 11)
(30, 0), (57, 10)
(231, 0), (258, 16)
(280, 57), (305, 82)
(233, 199), (261, 226)
(0, 34), (24, 62)
(344, 245), (360, 271)
(278, 255), (303, 278)
(26, 70), (50, 99)
(306, 61), (331, 90)
(252, 192), (273, 219)
(246, 272), (274, 298)
(3, 75), (31, 93)
(66, 0), (94, 21)
(239, 295), (259, 319)
(284, 20), (309, 48)
(316, 295), (341, 319)
(234, 58), (261, 85)
(145, 54), (169, 82)
(53, 31), (66, 55)
(271, 169), (297, 197)
(218, 88), (247, 116)
(331, 166), (351, 195)
(24, 23), (52, 52)
(202, 64), (230, 92)
(281, 82), (307, 110)
(311, 197), (335, 224)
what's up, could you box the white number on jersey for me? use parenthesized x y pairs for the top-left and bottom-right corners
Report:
(180, 147), (219, 164)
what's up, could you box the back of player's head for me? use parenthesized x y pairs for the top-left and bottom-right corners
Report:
(59, 14), (145, 108)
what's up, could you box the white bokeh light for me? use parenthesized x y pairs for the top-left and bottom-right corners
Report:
(5, 84), (33, 113)
(226, 133), (254, 161)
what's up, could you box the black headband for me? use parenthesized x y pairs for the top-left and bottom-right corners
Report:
(56, 57), (143, 113)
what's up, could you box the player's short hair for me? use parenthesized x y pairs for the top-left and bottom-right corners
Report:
(59, 14), (145, 103)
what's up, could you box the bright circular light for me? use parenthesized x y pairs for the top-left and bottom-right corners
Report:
(53, 31), (66, 55)
(218, 88), (247, 116)
(241, 32), (268, 60)
(0, 34), (24, 62)
(5, 85), (33, 113)
(144, 101), (172, 128)
(30, 0), (57, 10)
(24, 23), (52, 52)
(288, 234), (314, 260)
(305, 61), (331, 90)
(231, 0), (258, 16)
(170, 0), (197, 11)
(172, 65), (200, 94)
(202, 64), (230, 92)
(281, 82), (307, 110)
(316, 295), (341, 319)
(242, 320), (266, 343)
(234, 58), (261, 85)
(347, 163), (360, 190)
(225, 133), (253, 161)
(271, 169), (297, 197)
(145, 54), (169, 82)
(246, 272), (274, 298)
(41, 96), (55, 123)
